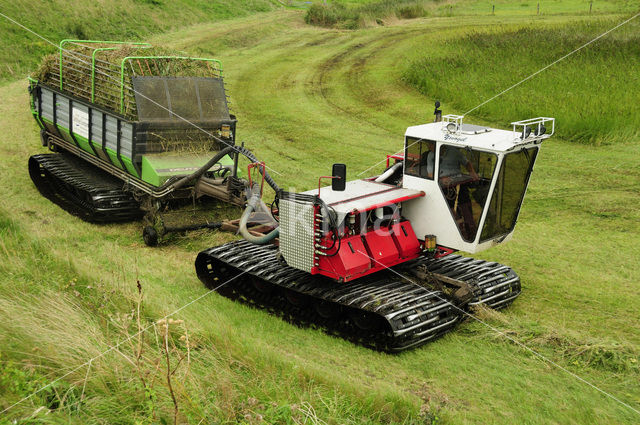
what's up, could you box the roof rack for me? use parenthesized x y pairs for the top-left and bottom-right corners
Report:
(511, 117), (555, 140)
(442, 114), (464, 133)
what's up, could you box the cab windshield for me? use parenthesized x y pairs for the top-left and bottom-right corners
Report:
(480, 147), (538, 241)
(437, 145), (498, 242)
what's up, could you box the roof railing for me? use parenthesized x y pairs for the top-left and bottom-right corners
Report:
(511, 117), (555, 140)
(442, 114), (464, 133)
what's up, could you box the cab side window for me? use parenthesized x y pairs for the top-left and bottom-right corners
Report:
(404, 138), (435, 180)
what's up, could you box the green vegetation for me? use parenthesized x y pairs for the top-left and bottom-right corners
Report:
(305, 0), (430, 29)
(403, 19), (640, 144)
(1, 2), (639, 424)
(0, 0), (277, 83)
(304, 0), (638, 29)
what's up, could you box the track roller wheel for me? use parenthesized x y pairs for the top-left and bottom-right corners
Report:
(314, 300), (342, 319)
(143, 226), (159, 247)
(252, 279), (272, 294)
(284, 289), (309, 308)
(349, 311), (382, 331)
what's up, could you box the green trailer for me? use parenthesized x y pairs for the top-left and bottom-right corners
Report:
(28, 40), (252, 244)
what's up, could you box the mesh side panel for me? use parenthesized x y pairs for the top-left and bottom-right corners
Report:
(279, 199), (315, 273)
(137, 129), (222, 154)
(132, 76), (230, 122)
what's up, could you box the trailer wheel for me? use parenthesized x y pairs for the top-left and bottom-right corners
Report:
(252, 279), (272, 294)
(284, 289), (309, 308)
(143, 226), (159, 247)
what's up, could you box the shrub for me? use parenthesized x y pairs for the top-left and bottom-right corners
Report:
(304, 4), (345, 27)
(397, 5), (426, 19)
(304, 1), (428, 29)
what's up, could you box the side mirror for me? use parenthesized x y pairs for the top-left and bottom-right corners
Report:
(332, 163), (346, 191)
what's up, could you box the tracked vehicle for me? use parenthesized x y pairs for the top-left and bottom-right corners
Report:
(28, 40), (257, 244)
(196, 111), (554, 351)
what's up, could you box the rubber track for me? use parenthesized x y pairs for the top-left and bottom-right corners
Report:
(196, 240), (522, 351)
(29, 153), (142, 223)
(197, 240), (465, 352)
(402, 255), (522, 309)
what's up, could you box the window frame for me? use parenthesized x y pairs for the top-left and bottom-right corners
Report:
(479, 146), (539, 243)
(403, 137), (436, 180)
(437, 143), (499, 243)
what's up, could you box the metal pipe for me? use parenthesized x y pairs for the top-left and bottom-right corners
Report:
(374, 162), (403, 183)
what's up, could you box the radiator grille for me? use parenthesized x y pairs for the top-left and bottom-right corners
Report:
(279, 198), (316, 273)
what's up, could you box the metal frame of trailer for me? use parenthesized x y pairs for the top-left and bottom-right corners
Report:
(29, 79), (240, 197)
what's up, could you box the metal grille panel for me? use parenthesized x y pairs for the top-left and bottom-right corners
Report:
(132, 76), (230, 122)
(279, 198), (315, 273)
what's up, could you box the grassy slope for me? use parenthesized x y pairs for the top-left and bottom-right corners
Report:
(0, 0), (278, 83)
(402, 19), (640, 144)
(1, 5), (639, 425)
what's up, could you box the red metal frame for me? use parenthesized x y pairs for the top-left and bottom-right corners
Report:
(327, 186), (398, 207)
(317, 175), (340, 196)
(247, 162), (266, 196)
(386, 154), (404, 168)
(434, 246), (456, 259)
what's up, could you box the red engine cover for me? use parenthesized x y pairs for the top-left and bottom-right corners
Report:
(316, 234), (371, 281)
(362, 228), (399, 266)
(390, 221), (421, 259)
(314, 221), (421, 282)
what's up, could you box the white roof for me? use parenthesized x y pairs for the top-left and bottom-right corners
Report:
(405, 121), (543, 153)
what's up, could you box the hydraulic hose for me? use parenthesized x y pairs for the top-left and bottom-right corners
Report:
(231, 142), (282, 245)
(165, 137), (282, 245)
(157, 138), (280, 195)
(375, 162), (403, 183)
(233, 144), (281, 193)
(239, 193), (280, 245)
(159, 145), (236, 192)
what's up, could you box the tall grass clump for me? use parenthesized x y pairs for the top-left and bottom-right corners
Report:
(305, 3), (349, 27)
(305, 1), (430, 29)
(402, 19), (640, 144)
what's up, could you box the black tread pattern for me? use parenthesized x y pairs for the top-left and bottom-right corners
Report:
(28, 153), (142, 223)
(196, 240), (522, 351)
(408, 255), (522, 309)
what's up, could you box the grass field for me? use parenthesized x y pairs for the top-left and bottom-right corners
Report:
(0, 2), (639, 424)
